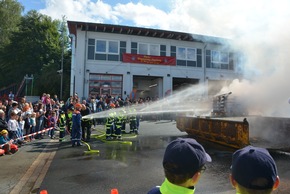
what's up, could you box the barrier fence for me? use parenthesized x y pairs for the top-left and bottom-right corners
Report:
(0, 127), (53, 148)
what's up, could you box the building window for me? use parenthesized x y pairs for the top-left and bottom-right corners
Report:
(96, 40), (106, 53)
(131, 42), (137, 54)
(108, 41), (118, 54)
(206, 50), (211, 68)
(160, 45), (166, 56)
(96, 40), (119, 54)
(211, 50), (229, 63)
(220, 52), (229, 63)
(88, 39), (95, 60)
(120, 41), (126, 61)
(139, 43), (148, 55)
(150, 44), (159, 56)
(177, 47), (196, 61)
(206, 50), (233, 70)
(197, 49), (202, 67)
(187, 48), (196, 60)
(177, 47), (186, 59)
(229, 53), (234, 70)
(175, 46), (199, 67)
(170, 46), (176, 57)
(138, 43), (160, 56)
(88, 39), (122, 61)
(211, 50), (220, 63)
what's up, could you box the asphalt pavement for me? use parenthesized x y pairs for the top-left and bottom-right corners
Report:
(1, 120), (290, 194)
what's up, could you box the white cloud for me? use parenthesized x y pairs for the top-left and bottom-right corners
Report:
(113, 2), (168, 27)
(40, 0), (118, 23)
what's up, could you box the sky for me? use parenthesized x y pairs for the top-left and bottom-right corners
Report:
(17, 0), (290, 117)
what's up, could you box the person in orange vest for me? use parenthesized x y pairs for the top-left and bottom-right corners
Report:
(71, 103), (82, 147)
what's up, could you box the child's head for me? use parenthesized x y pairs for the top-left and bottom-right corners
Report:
(10, 111), (17, 119)
(31, 112), (36, 118)
(26, 111), (32, 118)
(18, 115), (23, 121)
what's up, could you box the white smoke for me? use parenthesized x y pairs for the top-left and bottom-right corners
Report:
(196, 0), (290, 117)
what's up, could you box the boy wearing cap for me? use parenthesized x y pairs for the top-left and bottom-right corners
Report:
(147, 138), (212, 194)
(230, 146), (280, 194)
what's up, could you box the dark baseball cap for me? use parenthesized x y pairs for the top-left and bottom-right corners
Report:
(163, 138), (212, 175)
(231, 146), (278, 190)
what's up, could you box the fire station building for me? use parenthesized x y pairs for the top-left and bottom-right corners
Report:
(67, 21), (243, 100)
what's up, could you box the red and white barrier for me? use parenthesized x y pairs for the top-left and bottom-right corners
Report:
(0, 127), (53, 148)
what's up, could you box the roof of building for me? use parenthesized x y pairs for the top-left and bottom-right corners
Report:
(67, 21), (230, 45)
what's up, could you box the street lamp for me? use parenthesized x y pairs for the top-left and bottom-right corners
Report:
(59, 18), (65, 101)
(24, 74), (34, 96)
(60, 31), (64, 101)
(59, 16), (66, 100)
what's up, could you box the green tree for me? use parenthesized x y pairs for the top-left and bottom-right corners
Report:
(37, 16), (71, 101)
(0, 0), (23, 49)
(0, 10), (69, 98)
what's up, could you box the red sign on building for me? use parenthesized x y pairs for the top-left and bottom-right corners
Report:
(122, 53), (176, 66)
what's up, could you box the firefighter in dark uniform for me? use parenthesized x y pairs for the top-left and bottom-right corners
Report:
(129, 105), (137, 134)
(114, 109), (123, 140)
(120, 107), (127, 134)
(71, 103), (82, 147)
(58, 110), (66, 141)
(80, 104), (92, 142)
(66, 107), (74, 135)
(105, 103), (116, 140)
(134, 101), (140, 133)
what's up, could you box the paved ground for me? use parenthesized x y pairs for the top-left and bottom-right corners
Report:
(1, 120), (290, 194)
(0, 137), (58, 194)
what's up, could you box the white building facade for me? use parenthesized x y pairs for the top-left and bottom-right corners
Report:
(68, 21), (243, 100)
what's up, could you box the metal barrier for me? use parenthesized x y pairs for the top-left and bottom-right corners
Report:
(176, 116), (250, 149)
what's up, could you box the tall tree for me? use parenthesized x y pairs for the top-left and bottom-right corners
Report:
(37, 16), (71, 100)
(0, 0), (23, 49)
(0, 10), (63, 97)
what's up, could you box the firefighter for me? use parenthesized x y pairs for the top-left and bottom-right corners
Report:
(121, 107), (127, 134)
(134, 101), (141, 133)
(105, 103), (116, 140)
(114, 109), (123, 140)
(71, 103), (82, 147)
(58, 110), (66, 142)
(81, 104), (92, 142)
(129, 105), (138, 134)
(66, 107), (74, 135)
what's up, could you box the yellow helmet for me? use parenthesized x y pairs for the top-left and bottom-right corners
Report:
(0, 130), (8, 136)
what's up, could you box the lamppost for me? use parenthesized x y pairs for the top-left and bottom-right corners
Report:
(60, 30), (64, 100)
(59, 16), (65, 101)
(24, 74), (34, 96)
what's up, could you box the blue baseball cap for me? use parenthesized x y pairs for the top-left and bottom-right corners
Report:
(231, 146), (278, 190)
(163, 138), (212, 175)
